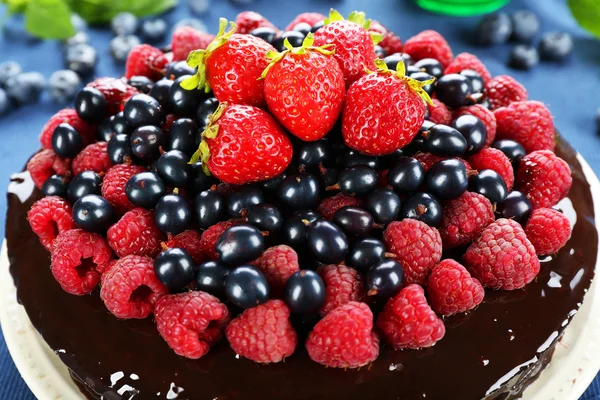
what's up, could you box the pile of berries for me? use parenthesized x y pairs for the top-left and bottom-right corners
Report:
(26, 9), (574, 368)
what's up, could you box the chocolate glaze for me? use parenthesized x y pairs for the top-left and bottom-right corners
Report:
(6, 137), (597, 400)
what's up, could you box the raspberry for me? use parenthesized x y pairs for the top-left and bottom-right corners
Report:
(468, 148), (514, 190)
(88, 77), (139, 116)
(125, 44), (165, 80)
(414, 152), (471, 172)
(164, 230), (205, 264)
(463, 218), (540, 290)
(226, 300), (296, 363)
(101, 164), (147, 214)
(284, 12), (325, 31)
(249, 245), (300, 296)
(27, 149), (71, 189)
(377, 284), (445, 349)
(306, 302), (379, 369)
(100, 255), (168, 319)
(39, 108), (95, 150)
(107, 208), (163, 258)
(515, 150), (572, 209)
(494, 101), (555, 153)
(369, 20), (403, 55)
(51, 229), (113, 295)
(453, 104), (497, 147)
(486, 75), (528, 110)
(156, 291), (230, 359)
(428, 98), (452, 125)
(27, 196), (76, 251)
(426, 260), (485, 316)
(71, 142), (112, 176)
(383, 219), (442, 285)
(443, 52), (492, 83)
(525, 208), (571, 255)
(200, 221), (241, 260)
(403, 30), (454, 68)
(317, 264), (366, 316)
(317, 193), (360, 220)
(439, 192), (495, 248)
(235, 11), (278, 34)
(171, 27), (215, 62)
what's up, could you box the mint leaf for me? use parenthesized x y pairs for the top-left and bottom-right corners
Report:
(71, 0), (177, 24)
(568, 0), (600, 38)
(24, 0), (75, 39)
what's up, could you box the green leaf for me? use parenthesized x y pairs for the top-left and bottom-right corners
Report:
(568, 0), (600, 37)
(71, 0), (177, 24)
(24, 0), (75, 39)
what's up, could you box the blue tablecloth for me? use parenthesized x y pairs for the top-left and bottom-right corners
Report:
(0, 0), (599, 398)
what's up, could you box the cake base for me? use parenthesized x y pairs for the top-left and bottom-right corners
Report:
(4, 137), (599, 400)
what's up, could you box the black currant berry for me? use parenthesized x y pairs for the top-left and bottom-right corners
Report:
(169, 75), (204, 116)
(339, 148), (379, 169)
(149, 79), (174, 109)
(246, 204), (282, 232)
(384, 52), (414, 70)
(168, 118), (200, 156)
(154, 193), (191, 235)
(195, 260), (230, 298)
(261, 173), (286, 192)
(225, 265), (270, 309)
(195, 190), (225, 229)
(73, 194), (115, 233)
(452, 115), (487, 155)
(292, 22), (312, 36)
(388, 157), (425, 194)
(496, 190), (532, 224)
(42, 175), (69, 198)
(155, 150), (192, 187)
(154, 248), (195, 290)
(283, 210), (320, 249)
(333, 165), (378, 196)
(273, 31), (304, 51)
(423, 124), (468, 157)
(469, 169), (508, 204)
(284, 270), (326, 315)
(75, 87), (106, 123)
(130, 125), (166, 163)
(111, 111), (132, 135)
(277, 173), (322, 210)
(306, 220), (349, 264)
(188, 162), (216, 194)
(125, 171), (166, 209)
(196, 97), (219, 130)
(296, 140), (333, 171)
(96, 118), (114, 142)
(347, 238), (389, 272)
(415, 58), (444, 79)
(216, 224), (265, 266)
(365, 188), (402, 224)
(333, 207), (377, 236)
(227, 186), (265, 217)
(107, 133), (133, 164)
(250, 27), (278, 44)
(435, 73), (472, 109)
(401, 192), (443, 227)
(68, 171), (102, 203)
(491, 139), (526, 168)
(366, 259), (404, 297)
(409, 71), (435, 95)
(128, 75), (154, 93)
(425, 159), (469, 200)
(165, 61), (196, 79)
(52, 123), (83, 158)
(123, 93), (165, 128)
(459, 69), (484, 94)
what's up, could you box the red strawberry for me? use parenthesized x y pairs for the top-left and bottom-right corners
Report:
(369, 20), (403, 55)
(171, 27), (215, 62)
(125, 44), (165, 80)
(342, 61), (432, 155)
(191, 103), (293, 185)
(183, 19), (275, 108)
(313, 10), (382, 86)
(262, 34), (345, 141)
(235, 11), (278, 34)
(285, 13), (326, 31)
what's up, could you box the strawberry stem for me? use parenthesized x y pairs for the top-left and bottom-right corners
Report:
(189, 102), (229, 176)
(369, 59), (435, 106)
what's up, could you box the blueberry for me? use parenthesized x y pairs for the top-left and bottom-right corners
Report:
(414, 58), (443, 79)
(110, 35), (141, 63)
(75, 87), (106, 123)
(538, 32), (573, 61)
(52, 123), (83, 158)
(4, 72), (46, 105)
(374, 45), (387, 59)
(63, 31), (90, 49)
(400, 192), (443, 227)
(496, 190), (532, 224)
(73, 194), (115, 233)
(509, 44), (539, 70)
(250, 27), (278, 44)
(284, 270), (326, 315)
(169, 75), (205, 116)
(111, 12), (138, 36)
(196, 97), (219, 130)
(246, 204), (283, 232)
(388, 157), (426, 194)
(225, 265), (269, 309)
(195, 261), (229, 298)
(384, 53), (414, 71)
(0, 88), (10, 115)
(195, 189), (225, 229)
(216, 224), (265, 266)
(156, 150), (192, 187)
(334, 165), (378, 196)
(283, 210), (320, 249)
(333, 207), (376, 236)
(510, 10), (540, 43)
(188, 162), (216, 194)
(477, 12), (512, 45)
(425, 159), (469, 200)
(366, 259), (404, 298)
(167, 118), (200, 156)
(124, 94), (165, 128)
(48, 70), (81, 103)
(273, 31), (305, 51)
(154, 248), (195, 290)
(42, 175), (69, 198)
(365, 188), (401, 225)
(68, 171), (102, 203)
(295, 140), (334, 171)
(459, 70), (485, 94)
(126, 171), (166, 208)
(150, 79), (174, 109)
(0, 61), (22, 88)
(111, 111), (132, 135)
(128, 76), (154, 94)
(141, 18), (167, 42)
(154, 193), (192, 235)
(130, 125), (165, 163)
(307, 220), (349, 264)
(278, 173), (322, 210)
(469, 169), (508, 204)
(452, 115), (487, 155)
(107, 134), (133, 164)
(435, 74), (472, 110)
(65, 44), (97, 76)
(339, 148), (380, 169)
(165, 61), (197, 79)
(310, 20), (325, 33)
(409, 71), (435, 96)
(347, 238), (388, 272)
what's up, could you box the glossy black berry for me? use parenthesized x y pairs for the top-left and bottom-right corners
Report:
(423, 124), (468, 157)
(496, 190), (532, 224)
(128, 75), (154, 93)
(335, 165), (378, 196)
(333, 207), (376, 236)
(73, 194), (115, 233)
(168, 118), (200, 156)
(374, 45), (386, 59)
(123, 94), (165, 128)
(310, 20), (325, 33)
(292, 22), (312, 36)
(435, 74), (472, 110)
(195, 261), (230, 298)
(414, 58), (443, 79)
(283, 210), (320, 249)
(225, 265), (270, 309)
(452, 115), (487, 155)
(400, 192), (443, 227)
(384, 53), (414, 71)
(111, 111), (132, 135)
(339, 148), (380, 169)
(538, 31), (573, 61)
(216, 224), (265, 266)
(154, 248), (195, 290)
(469, 169), (508, 204)
(156, 150), (192, 187)
(246, 204), (282, 232)
(165, 61), (196, 79)
(459, 69), (484, 94)
(509, 44), (539, 70)
(365, 188), (401, 225)
(52, 123), (83, 158)
(107, 134), (132, 164)
(154, 193), (191, 235)
(366, 259), (404, 298)
(347, 238), (388, 272)
(68, 171), (102, 203)
(296, 140), (333, 170)
(262, 173), (286, 192)
(510, 9), (540, 43)
(227, 186), (265, 217)
(477, 12), (512, 45)
(409, 71), (435, 96)
(188, 162), (216, 194)
(250, 27), (278, 44)
(388, 157), (425, 194)
(42, 175), (69, 198)
(491, 139), (526, 168)
(273, 31), (304, 51)
(195, 190), (225, 229)
(277, 173), (322, 210)
(96, 119), (114, 142)
(318, 166), (338, 187)
(306, 220), (349, 264)
(75, 87), (106, 123)
(425, 159), (469, 200)
(125, 171), (166, 209)
(284, 270), (326, 315)
(169, 75), (205, 116)
(381, 147), (414, 169)
(196, 97), (219, 131)
(149, 79), (174, 109)
(130, 125), (166, 163)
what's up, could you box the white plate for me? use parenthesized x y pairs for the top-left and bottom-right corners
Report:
(1, 154), (600, 400)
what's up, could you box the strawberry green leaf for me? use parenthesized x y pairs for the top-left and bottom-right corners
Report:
(24, 0), (75, 39)
(568, 0), (600, 37)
